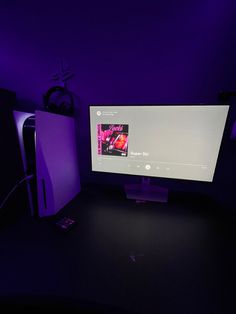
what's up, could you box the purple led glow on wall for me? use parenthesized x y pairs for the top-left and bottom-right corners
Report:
(231, 121), (236, 140)
(0, 0), (236, 105)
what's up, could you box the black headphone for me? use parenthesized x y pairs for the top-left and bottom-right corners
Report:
(43, 86), (74, 116)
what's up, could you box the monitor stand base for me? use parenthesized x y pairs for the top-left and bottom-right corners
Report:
(124, 177), (168, 203)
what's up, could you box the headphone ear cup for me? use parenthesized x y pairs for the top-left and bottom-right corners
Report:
(43, 86), (65, 112)
(59, 101), (74, 115)
(43, 86), (74, 116)
(43, 93), (48, 110)
(48, 103), (58, 113)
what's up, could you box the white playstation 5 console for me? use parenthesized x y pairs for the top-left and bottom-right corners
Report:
(14, 110), (81, 217)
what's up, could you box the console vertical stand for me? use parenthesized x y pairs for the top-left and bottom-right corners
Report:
(124, 177), (168, 203)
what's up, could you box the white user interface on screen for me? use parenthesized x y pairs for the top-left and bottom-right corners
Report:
(90, 105), (229, 182)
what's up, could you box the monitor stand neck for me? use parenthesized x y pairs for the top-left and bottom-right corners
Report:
(124, 177), (168, 203)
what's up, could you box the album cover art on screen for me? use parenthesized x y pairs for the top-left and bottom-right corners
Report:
(97, 124), (129, 156)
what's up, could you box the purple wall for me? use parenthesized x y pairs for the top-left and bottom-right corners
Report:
(1, 0), (236, 199)
(1, 1), (236, 104)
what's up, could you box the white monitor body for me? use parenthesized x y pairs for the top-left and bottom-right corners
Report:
(89, 105), (229, 202)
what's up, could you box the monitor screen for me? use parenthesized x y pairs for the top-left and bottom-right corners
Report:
(89, 105), (229, 182)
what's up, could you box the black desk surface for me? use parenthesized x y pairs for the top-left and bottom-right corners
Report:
(0, 184), (235, 313)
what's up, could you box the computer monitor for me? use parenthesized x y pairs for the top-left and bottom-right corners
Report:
(89, 105), (229, 202)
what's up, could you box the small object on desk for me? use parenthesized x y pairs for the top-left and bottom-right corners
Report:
(55, 217), (77, 232)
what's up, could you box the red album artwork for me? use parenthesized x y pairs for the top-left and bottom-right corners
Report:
(97, 124), (129, 156)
